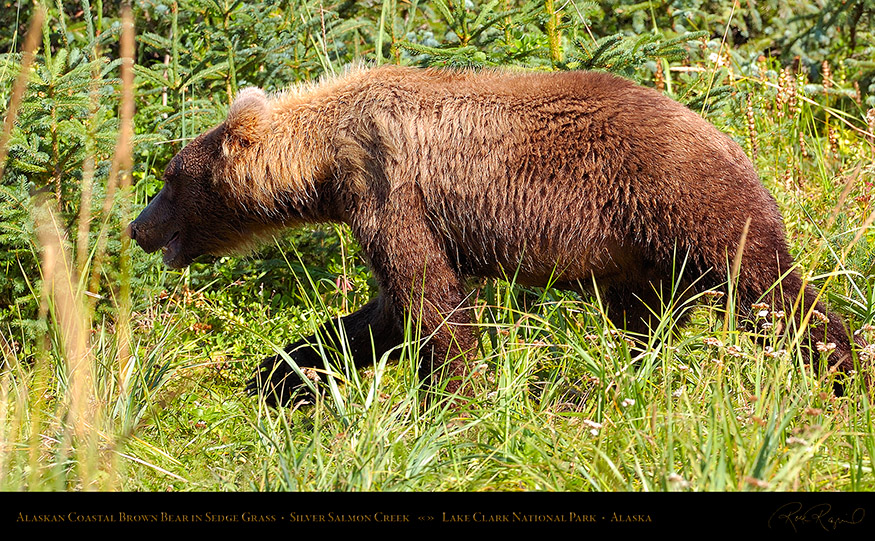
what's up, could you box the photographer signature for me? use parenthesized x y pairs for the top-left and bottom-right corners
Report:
(769, 502), (865, 532)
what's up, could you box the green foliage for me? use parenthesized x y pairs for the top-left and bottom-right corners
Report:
(2, 0), (871, 325)
(2, 0), (875, 493)
(0, 182), (35, 313)
(569, 30), (708, 73)
(0, 23), (122, 330)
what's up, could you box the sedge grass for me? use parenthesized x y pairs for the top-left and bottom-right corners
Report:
(1, 5), (874, 493)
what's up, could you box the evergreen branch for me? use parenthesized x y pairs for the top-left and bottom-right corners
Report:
(180, 60), (230, 89)
(396, 41), (479, 59)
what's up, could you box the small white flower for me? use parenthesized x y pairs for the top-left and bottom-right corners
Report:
(703, 337), (723, 348)
(816, 341), (836, 353)
(668, 473), (690, 489)
(855, 324), (875, 335)
(764, 347), (787, 359)
(583, 419), (603, 433)
(708, 53), (726, 66)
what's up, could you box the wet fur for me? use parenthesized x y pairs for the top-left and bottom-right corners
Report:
(130, 65), (862, 405)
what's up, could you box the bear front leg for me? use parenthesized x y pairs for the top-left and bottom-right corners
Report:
(246, 295), (402, 406)
(361, 219), (477, 398)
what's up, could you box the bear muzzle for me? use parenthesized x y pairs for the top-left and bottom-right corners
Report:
(128, 215), (186, 264)
(127, 219), (161, 254)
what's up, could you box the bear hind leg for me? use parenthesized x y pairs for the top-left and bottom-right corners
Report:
(600, 279), (694, 340)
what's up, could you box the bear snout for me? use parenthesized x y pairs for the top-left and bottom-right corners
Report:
(127, 218), (165, 254)
(128, 220), (151, 251)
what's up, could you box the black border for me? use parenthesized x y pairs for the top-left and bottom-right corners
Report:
(2, 491), (873, 534)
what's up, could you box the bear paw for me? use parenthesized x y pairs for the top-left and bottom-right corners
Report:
(246, 352), (321, 407)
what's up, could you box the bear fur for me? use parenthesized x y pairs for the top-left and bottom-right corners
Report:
(129, 65), (862, 405)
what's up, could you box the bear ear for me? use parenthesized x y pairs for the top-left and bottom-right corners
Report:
(224, 87), (269, 150)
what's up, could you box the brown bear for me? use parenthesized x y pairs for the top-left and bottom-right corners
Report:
(129, 65), (861, 406)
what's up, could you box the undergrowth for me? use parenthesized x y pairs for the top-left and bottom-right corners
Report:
(1, 1), (875, 492)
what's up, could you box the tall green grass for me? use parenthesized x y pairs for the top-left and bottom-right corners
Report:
(0, 7), (175, 491)
(1, 2), (874, 492)
(209, 258), (875, 491)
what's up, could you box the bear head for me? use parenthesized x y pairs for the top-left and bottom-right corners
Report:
(128, 88), (281, 268)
